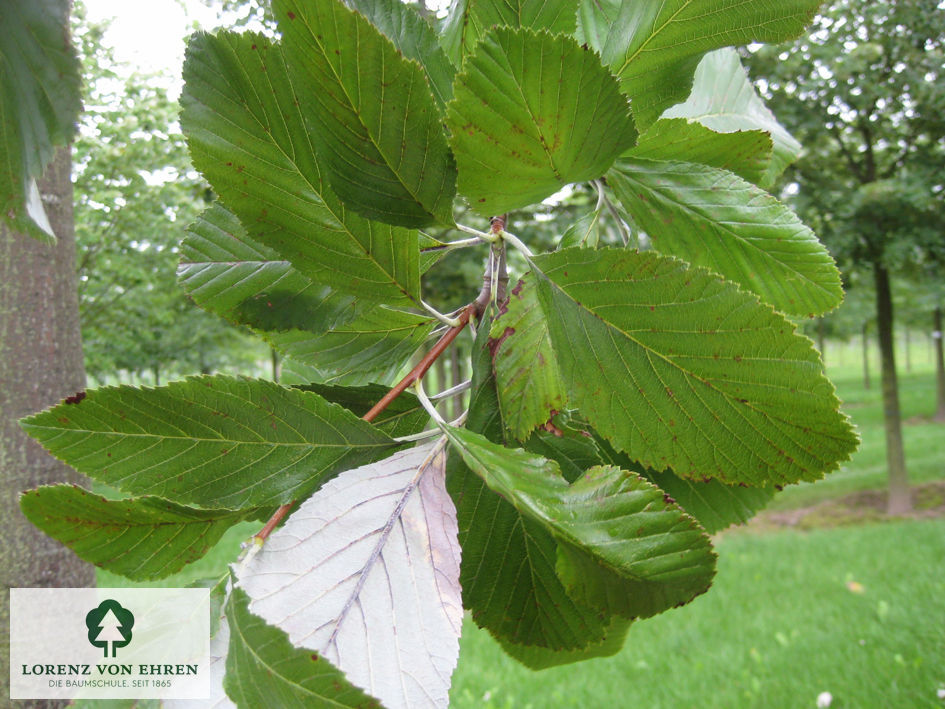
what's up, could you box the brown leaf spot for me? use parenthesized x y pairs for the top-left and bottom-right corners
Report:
(64, 391), (86, 405)
(487, 327), (515, 357)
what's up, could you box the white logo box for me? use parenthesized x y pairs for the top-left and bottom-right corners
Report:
(10, 587), (211, 700)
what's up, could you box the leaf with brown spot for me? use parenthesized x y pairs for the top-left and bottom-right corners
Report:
(490, 276), (567, 441)
(532, 248), (858, 487)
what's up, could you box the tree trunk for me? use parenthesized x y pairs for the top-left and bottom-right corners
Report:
(449, 345), (461, 420)
(874, 265), (910, 514)
(904, 327), (911, 373)
(434, 355), (448, 403)
(0, 148), (96, 703)
(934, 306), (945, 423)
(271, 346), (281, 383)
(152, 363), (161, 386)
(862, 321), (871, 390)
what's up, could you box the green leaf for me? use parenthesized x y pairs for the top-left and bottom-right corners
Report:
(593, 436), (774, 533)
(274, 0), (457, 227)
(522, 424), (602, 484)
(180, 31), (421, 304)
(608, 158), (843, 316)
(0, 0), (81, 240)
(627, 117), (773, 186)
(498, 617), (632, 670)
(440, 0), (578, 66)
(443, 426), (717, 620)
(446, 27), (637, 215)
(267, 308), (434, 386)
(236, 441), (462, 709)
(343, 0), (455, 110)
(490, 276), (566, 440)
(663, 48), (802, 187)
(553, 464), (717, 619)
(576, 0), (822, 128)
(644, 469), (774, 534)
(558, 209), (603, 250)
(224, 588), (382, 708)
(446, 318), (606, 649)
(296, 383), (429, 438)
(20, 375), (400, 509)
(531, 248), (859, 486)
(179, 203), (362, 333)
(19, 485), (251, 581)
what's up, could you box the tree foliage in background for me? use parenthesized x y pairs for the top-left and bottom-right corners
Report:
(72, 4), (258, 384)
(20, 0), (861, 707)
(746, 0), (945, 513)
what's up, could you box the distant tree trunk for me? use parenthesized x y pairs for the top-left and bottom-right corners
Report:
(0, 148), (96, 702)
(934, 306), (945, 423)
(862, 321), (871, 390)
(271, 346), (281, 383)
(874, 265), (910, 514)
(449, 346), (461, 420)
(435, 356), (448, 406)
(903, 327), (911, 373)
(817, 318), (826, 365)
(152, 364), (161, 386)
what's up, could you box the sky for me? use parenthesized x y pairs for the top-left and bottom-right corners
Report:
(83, 0), (220, 94)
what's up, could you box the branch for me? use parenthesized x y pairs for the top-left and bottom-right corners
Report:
(252, 217), (508, 545)
(827, 123), (865, 182)
(252, 302), (479, 544)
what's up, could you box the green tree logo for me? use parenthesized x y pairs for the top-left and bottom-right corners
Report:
(85, 599), (134, 658)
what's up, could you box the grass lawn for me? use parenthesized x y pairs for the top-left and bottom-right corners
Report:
(96, 345), (945, 707)
(768, 357), (944, 510)
(450, 519), (945, 709)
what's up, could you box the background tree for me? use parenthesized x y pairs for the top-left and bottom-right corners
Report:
(72, 7), (259, 385)
(0, 1), (95, 702)
(746, 0), (945, 513)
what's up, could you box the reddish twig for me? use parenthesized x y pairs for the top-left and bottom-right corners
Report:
(253, 301), (481, 543)
(363, 303), (478, 422)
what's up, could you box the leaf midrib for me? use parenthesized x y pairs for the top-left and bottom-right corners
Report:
(23, 425), (394, 448)
(190, 34), (416, 301)
(615, 0), (694, 77)
(229, 598), (371, 708)
(294, 8), (438, 220)
(539, 268), (815, 439)
(450, 432), (663, 585)
(620, 160), (837, 299)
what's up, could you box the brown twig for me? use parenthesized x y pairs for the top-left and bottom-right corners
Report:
(362, 302), (478, 421)
(253, 301), (481, 543)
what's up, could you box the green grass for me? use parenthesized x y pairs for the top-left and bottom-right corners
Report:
(770, 355), (944, 510)
(450, 519), (945, 709)
(94, 341), (945, 707)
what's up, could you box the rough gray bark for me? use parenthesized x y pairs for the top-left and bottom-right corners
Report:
(934, 306), (945, 423)
(874, 265), (910, 514)
(0, 148), (96, 704)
